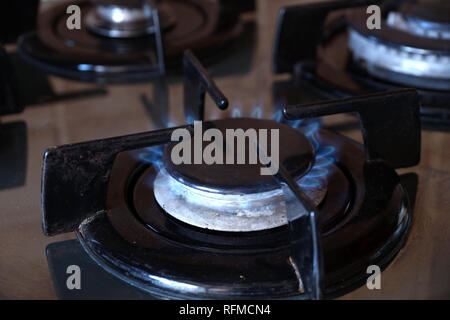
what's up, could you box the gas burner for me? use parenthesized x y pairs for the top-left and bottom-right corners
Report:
(18, 0), (243, 82)
(273, 0), (450, 126)
(41, 51), (421, 299)
(154, 118), (326, 232)
(85, 0), (176, 38)
(347, 1), (450, 89)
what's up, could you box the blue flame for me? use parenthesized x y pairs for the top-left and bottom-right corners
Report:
(251, 106), (263, 119)
(186, 116), (195, 124)
(292, 119), (303, 128)
(271, 110), (283, 122)
(231, 102), (243, 118)
(232, 108), (242, 118)
(138, 146), (164, 171)
(294, 120), (335, 188)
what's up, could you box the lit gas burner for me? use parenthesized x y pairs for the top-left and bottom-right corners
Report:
(347, 1), (450, 90)
(18, 0), (243, 82)
(273, 0), (450, 126)
(151, 118), (327, 232)
(41, 51), (421, 299)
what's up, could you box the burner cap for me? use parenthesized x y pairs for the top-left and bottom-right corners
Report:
(163, 118), (315, 194)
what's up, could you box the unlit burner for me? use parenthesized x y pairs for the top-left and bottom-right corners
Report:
(153, 118), (327, 232)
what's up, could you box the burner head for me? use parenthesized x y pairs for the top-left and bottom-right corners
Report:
(163, 118), (315, 193)
(154, 118), (322, 232)
(347, 1), (450, 90)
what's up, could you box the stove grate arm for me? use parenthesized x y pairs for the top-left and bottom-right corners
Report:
(283, 89), (421, 169)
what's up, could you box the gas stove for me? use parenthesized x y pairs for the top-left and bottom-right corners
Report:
(273, 0), (450, 126)
(0, 0), (449, 301)
(41, 51), (421, 299)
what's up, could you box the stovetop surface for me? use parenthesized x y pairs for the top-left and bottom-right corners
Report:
(0, 0), (449, 299)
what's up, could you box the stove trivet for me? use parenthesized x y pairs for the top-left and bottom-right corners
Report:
(41, 51), (421, 299)
(273, 0), (450, 126)
(18, 0), (243, 82)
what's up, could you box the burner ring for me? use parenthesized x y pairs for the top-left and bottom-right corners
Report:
(348, 29), (450, 89)
(153, 168), (327, 232)
(132, 158), (351, 249)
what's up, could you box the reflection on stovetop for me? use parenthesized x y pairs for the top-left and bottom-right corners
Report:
(0, 46), (108, 116)
(46, 240), (155, 299)
(0, 121), (27, 190)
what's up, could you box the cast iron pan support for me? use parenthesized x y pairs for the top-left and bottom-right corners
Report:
(254, 139), (323, 299)
(183, 50), (228, 121)
(272, 0), (383, 74)
(280, 89), (421, 299)
(276, 168), (323, 300)
(183, 48), (323, 298)
(41, 125), (194, 236)
(149, 8), (165, 77)
(283, 89), (421, 169)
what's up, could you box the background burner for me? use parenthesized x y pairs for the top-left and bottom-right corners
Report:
(18, 0), (244, 82)
(85, 0), (177, 38)
(347, 1), (450, 90)
(272, 0), (450, 126)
